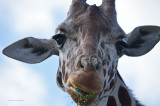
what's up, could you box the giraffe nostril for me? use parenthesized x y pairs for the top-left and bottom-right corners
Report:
(80, 61), (84, 69)
(96, 64), (99, 70)
(92, 57), (100, 70)
(80, 58), (88, 69)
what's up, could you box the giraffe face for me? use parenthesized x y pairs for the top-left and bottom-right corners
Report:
(55, 4), (126, 105)
(3, 0), (160, 105)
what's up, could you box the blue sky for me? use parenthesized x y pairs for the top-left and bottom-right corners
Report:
(0, 0), (160, 106)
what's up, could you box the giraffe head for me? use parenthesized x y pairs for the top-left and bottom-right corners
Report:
(3, 0), (160, 105)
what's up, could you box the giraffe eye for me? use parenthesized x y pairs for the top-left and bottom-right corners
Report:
(115, 40), (128, 56)
(52, 34), (66, 48)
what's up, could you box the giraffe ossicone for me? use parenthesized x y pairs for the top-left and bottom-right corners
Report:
(3, 0), (160, 105)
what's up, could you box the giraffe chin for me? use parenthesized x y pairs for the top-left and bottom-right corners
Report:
(67, 86), (97, 105)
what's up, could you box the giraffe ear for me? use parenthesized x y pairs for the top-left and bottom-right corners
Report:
(3, 37), (59, 64)
(123, 26), (160, 56)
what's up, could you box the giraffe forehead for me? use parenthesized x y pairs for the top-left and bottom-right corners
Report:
(74, 5), (109, 35)
(58, 5), (126, 42)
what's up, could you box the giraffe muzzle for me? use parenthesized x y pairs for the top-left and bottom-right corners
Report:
(66, 69), (104, 105)
(67, 76), (99, 105)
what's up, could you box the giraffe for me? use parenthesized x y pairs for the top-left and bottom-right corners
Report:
(2, 0), (160, 106)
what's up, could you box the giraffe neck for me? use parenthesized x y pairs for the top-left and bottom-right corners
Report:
(88, 72), (142, 106)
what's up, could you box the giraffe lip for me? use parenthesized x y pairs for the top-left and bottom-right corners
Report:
(68, 84), (98, 105)
(68, 82), (98, 95)
(75, 87), (91, 95)
(69, 86), (91, 96)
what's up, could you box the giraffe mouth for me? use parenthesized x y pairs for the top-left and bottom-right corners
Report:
(67, 83), (98, 105)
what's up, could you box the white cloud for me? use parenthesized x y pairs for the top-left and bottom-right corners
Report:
(0, 50), (48, 106)
(116, 0), (160, 33)
(0, 0), (71, 38)
(87, 0), (102, 6)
